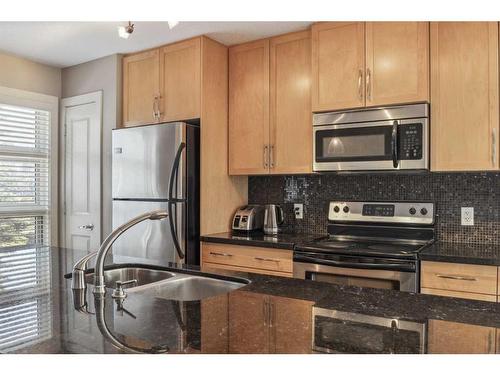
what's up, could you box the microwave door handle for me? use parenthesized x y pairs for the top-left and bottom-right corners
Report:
(391, 120), (399, 168)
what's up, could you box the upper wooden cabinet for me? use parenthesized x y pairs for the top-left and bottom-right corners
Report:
(159, 38), (201, 122)
(122, 49), (160, 127)
(311, 22), (429, 112)
(229, 39), (270, 175)
(430, 22), (499, 171)
(229, 31), (312, 175)
(365, 22), (429, 107)
(311, 22), (365, 112)
(122, 38), (201, 127)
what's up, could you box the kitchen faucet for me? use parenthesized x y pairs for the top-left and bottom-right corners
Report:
(70, 210), (168, 294)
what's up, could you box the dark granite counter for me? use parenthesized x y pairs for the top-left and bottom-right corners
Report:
(420, 242), (500, 266)
(1, 245), (500, 354)
(200, 231), (321, 250)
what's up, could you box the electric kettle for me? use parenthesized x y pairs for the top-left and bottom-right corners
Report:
(263, 204), (284, 235)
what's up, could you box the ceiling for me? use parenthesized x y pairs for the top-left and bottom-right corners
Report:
(0, 21), (312, 68)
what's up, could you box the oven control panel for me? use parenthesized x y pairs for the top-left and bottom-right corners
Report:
(328, 201), (434, 225)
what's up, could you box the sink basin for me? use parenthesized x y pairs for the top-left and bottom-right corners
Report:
(84, 267), (176, 288)
(129, 273), (247, 301)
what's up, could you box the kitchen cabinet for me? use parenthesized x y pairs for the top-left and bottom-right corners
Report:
(430, 22), (499, 171)
(229, 31), (312, 175)
(201, 242), (293, 277)
(201, 294), (229, 353)
(420, 261), (498, 301)
(311, 22), (429, 112)
(228, 291), (313, 354)
(122, 49), (160, 127)
(427, 320), (496, 354)
(159, 38), (201, 122)
(270, 31), (312, 174)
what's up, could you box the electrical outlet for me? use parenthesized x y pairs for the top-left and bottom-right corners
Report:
(294, 204), (304, 219)
(461, 207), (474, 226)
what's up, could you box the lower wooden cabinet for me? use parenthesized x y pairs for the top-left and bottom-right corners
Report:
(200, 294), (229, 353)
(427, 320), (496, 354)
(228, 290), (313, 354)
(201, 242), (293, 277)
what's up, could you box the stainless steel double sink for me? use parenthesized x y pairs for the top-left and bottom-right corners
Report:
(84, 266), (248, 301)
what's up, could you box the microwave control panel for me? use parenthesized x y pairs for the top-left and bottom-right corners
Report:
(399, 123), (423, 160)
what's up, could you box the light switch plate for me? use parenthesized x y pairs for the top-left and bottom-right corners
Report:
(294, 204), (304, 219)
(461, 207), (474, 226)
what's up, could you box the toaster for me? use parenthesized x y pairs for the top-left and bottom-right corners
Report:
(232, 205), (265, 232)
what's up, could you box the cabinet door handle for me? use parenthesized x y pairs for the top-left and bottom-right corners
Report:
(152, 96), (158, 120)
(358, 69), (364, 102)
(209, 251), (233, 257)
(254, 257), (280, 263)
(435, 274), (477, 281)
(268, 301), (274, 328)
(269, 145), (275, 169)
(263, 145), (269, 169)
(263, 300), (269, 326)
(156, 94), (162, 120)
(366, 68), (372, 101)
(492, 129), (497, 166)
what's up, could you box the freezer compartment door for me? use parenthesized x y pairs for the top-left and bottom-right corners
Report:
(112, 200), (183, 264)
(112, 122), (186, 199)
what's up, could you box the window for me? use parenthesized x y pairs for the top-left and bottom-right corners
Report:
(0, 88), (57, 249)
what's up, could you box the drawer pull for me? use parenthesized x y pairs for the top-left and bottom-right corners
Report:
(435, 274), (477, 281)
(209, 252), (233, 257)
(254, 257), (280, 263)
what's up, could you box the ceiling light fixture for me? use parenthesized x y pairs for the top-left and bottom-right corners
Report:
(168, 21), (179, 29)
(118, 21), (134, 39)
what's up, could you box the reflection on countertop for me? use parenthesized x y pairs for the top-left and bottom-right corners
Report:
(420, 241), (500, 266)
(1, 245), (500, 354)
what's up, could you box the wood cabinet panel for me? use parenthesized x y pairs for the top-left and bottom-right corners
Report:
(427, 320), (496, 354)
(122, 50), (160, 127)
(201, 242), (293, 274)
(228, 291), (269, 353)
(430, 22), (499, 171)
(229, 39), (270, 175)
(201, 294), (229, 353)
(312, 22), (365, 112)
(365, 22), (429, 106)
(421, 261), (498, 295)
(159, 38), (201, 122)
(420, 287), (497, 302)
(270, 31), (312, 174)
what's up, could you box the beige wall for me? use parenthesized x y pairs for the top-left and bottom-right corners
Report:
(61, 54), (122, 238)
(0, 52), (61, 97)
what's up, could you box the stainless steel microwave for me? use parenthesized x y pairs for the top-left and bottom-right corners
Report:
(313, 103), (429, 172)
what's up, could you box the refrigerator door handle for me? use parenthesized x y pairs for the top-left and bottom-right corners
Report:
(168, 142), (186, 260)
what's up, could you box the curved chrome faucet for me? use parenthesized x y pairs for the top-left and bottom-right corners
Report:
(71, 250), (98, 290)
(93, 210), (169, 295)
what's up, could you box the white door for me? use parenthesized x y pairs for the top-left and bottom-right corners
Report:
(61, 91), (102, 252)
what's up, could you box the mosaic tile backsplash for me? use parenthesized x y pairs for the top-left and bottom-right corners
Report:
(248, 173), (500, 244)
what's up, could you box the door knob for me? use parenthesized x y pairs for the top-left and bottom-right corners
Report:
(78, 224), (94, 231)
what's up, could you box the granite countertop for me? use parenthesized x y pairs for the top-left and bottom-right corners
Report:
(200, 231), (322, 250)
(420, 242), (500, 266)
(2, 245), (500, 354)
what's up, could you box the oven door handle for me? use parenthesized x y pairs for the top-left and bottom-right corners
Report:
(293, 254), (415, 272)
(391, 120), (399, 168)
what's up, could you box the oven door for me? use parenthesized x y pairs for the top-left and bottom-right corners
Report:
(293, 253), (417, 292)
(313, 308), (426, 354)
(313, 118), (428, 172)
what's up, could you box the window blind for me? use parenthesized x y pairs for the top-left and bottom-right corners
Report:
(0, 103), (51, 248)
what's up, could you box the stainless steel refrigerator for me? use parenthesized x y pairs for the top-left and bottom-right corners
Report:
(111, 122), (199, 265)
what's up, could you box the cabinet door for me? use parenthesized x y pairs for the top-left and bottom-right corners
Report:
(159, 38), (201, 122)
(365, 22), (429, 107)
(431, 22), (499, 171)
(228, 291), (269, 353)
(201, 294), (228, 353)
(271, 296), (313, 354)
(229, 39), (270, 175)
(122, 49), (160, 127)
(311, 22), (365, 112)
(270, 31), (312, 174)
(427, 320), (496, 354)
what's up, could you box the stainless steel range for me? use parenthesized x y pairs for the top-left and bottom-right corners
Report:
(293, 201), (435, 293)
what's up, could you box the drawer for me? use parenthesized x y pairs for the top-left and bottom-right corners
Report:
(420, 287), (497, 302)
(201, 242), (293, 274)
(421, 261), (498, 295)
